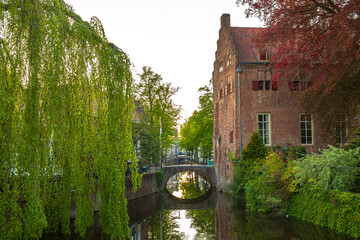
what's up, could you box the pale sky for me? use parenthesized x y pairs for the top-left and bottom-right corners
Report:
(65, 0), (263, 124)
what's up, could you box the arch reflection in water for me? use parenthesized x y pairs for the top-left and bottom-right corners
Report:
(167, 171), (211, 199)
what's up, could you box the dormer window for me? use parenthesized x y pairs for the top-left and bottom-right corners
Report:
(259, 51), (267, 61)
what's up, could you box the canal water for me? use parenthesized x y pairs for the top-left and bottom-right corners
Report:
(43, 171), (358, 239)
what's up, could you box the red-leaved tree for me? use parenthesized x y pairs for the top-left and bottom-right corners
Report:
(237, 0), (360, 142)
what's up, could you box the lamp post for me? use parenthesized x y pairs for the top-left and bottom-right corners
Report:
(160, 117), (162, 170)
(236, 65), (242, 162)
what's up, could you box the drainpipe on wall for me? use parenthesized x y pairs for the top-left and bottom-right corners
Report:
(236, 65), (242, 162)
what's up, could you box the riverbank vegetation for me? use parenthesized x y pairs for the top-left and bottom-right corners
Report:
(231, 131), (360, 238)
(0, 1), (141, 239)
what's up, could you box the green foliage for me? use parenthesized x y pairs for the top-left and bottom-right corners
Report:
(348, 126), (360, 149)
(290, 145), (307, 159)
(134, 66), (180, 165)
(272, 144), (307, 160)
(241, 131), (269, 162)
(288, 180), (360, 238)
(179, 80), (213, 159)
(245, 152), (294, 214)
(231, 131), (269, 197)
(294, 146), (360, 192)
(231, 199), (354, 240)
(0, 1), (141, 239)
(156, 171), (164, 189)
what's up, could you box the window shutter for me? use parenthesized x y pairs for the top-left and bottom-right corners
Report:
(272, 81), (278, 91)
(288, 81), (294, 91)
(230, 82), (233, 93)
(225, 86), (228, 96)
(252, 81), (258, 91)
(218, 90), (220, 100)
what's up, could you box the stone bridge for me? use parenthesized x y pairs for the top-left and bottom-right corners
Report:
(161, 164), (217, 190)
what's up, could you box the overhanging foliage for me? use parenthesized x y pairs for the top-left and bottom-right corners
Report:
(0, 1), (141, 239)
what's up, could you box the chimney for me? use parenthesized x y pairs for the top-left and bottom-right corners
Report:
(221, 14), (230, 28)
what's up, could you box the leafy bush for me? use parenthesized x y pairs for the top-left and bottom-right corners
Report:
(272, 144), (307, 161)
(288, 180), (360, 238)
(245, 152), (295, 214)
(231, 131), (268, 198)
(241, 131), (269, 162)
(294, 146), (360, 191)
(348, 126), (360, 149)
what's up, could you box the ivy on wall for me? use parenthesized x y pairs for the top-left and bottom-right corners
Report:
(0, 1), (141, 239)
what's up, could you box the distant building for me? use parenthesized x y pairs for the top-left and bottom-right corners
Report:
(212, 14), (331, 190)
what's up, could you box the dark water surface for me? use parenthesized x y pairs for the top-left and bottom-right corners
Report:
(42, 191), (358, 240)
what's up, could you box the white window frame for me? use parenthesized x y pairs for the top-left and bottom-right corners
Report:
(300, 114), (313, 145)
(257, 113), (271, 146)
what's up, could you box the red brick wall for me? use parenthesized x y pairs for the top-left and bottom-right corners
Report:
(213, 14), (238, 189)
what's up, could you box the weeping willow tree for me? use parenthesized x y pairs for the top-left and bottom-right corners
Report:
(0, 0), (142, 239)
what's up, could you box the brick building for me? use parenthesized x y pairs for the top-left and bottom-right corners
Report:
(212, 14), (330, 190)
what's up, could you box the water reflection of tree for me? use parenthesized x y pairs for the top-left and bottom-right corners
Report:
(147, 210), (185, 240)
(179, 172), (206, 199)
(186, 209), (215, 239)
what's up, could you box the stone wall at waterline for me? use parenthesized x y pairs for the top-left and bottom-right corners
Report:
(125, 172), (158, 200)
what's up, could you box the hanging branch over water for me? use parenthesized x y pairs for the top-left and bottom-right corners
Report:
(0, 0), (141, 239)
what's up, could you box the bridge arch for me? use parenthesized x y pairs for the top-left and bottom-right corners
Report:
(161, 165), (217, 190)
(162, 187), (217, 210)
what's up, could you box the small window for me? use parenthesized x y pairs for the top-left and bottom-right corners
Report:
(227, 84), (230, 95)
(300, 114), (313, 145)
(259, 51), (267, 61)
(257, 113), (271, 145)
